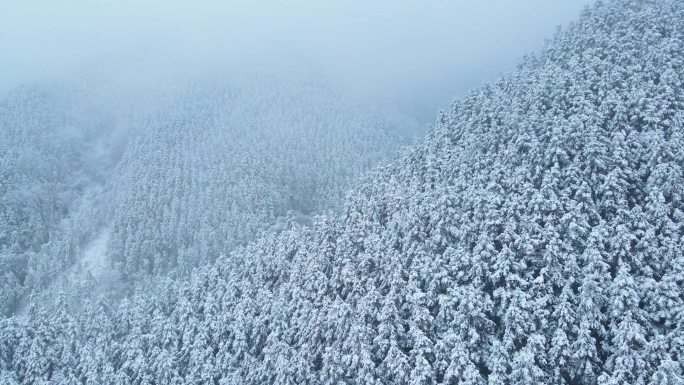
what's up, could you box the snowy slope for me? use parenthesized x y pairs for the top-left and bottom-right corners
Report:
(1, 0), (683, 384)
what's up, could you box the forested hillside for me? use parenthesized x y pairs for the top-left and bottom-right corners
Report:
(0, 72), (402, 316)
(0, 83), (124, 315)
(1, 0), (683, 384)
(107, 74), (400, 279)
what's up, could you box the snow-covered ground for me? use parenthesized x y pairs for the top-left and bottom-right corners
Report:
(16, 228), (118, 316)
(71, 228), (121, 291)
(79, 229), (110, 279)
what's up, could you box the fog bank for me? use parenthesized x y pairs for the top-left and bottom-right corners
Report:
(1, 0), (595, 125)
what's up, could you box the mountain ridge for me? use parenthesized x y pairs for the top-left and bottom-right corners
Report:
(1, 0), (683, 384)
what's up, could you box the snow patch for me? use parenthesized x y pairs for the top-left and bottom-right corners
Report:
(80, 229), (110, 279)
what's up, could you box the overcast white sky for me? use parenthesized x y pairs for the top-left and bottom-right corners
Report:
(1, 0), (595, 123)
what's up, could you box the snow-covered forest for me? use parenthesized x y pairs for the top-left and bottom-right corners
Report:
(1, 0), (683, 384)
(0, 69), (403, 316)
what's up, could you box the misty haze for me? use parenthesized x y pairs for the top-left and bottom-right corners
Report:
(1, 1), (683, 384)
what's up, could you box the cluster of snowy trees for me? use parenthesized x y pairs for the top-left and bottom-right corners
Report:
(0, 71), (402, 315)
(0, 83), (121, 315)
(106, 74), (400, 279)
(1, 0), (683, 383)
